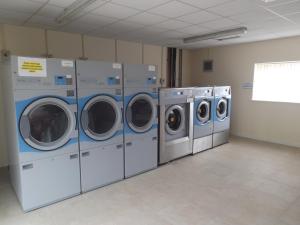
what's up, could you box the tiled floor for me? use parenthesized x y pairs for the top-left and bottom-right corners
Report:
(1, 137), (300, 225)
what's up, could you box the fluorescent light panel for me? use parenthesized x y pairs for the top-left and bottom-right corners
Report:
(183, 27), (248, 44)
(56, 0), (99, 24)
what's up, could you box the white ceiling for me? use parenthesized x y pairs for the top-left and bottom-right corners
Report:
(1, 0), (300, 48)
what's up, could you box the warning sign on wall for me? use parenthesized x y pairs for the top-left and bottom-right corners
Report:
(18, 57), (47, 77)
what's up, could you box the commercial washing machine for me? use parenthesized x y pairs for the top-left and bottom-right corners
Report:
(1, 56), (81, 211)
(123, 64), (159, 178)
(159, 88), (194, 164)
(192, 87), (214, 154)
(76, 60), (124, 192)
(213, 86), (231, 147)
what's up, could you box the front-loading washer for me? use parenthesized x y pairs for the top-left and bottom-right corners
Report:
(213, 86), (231, 147)
(159, 88), (194, 164)
(192, 87), (214, 154)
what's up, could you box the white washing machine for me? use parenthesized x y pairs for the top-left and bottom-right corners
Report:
(1, 56), (80, 211)
(159, 88), (194, 164)
(123, 64), (159, 178)
(76, 60), (124, 192)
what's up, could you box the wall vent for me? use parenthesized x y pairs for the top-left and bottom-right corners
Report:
(203, 60), (213, 72)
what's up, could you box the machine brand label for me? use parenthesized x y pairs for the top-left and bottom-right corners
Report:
(18, 57), (47, 77)
(148, 65), (156, 71)
(113, 63), (122, 69)
(61, 60), (74, 68)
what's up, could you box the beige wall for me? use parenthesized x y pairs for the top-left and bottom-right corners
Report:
(116, 40), (142, 64)
(84, 36), (116, 61)
(182, 49), (193, 87)
(0, 24), (167, 167)
(190, 36), (300, 147)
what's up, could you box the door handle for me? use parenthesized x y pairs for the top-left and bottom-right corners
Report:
(74, 112), (78, 130)
(82, 152), (90, 157)
(22, 163), (33, 170)
(126, 142), (132, 146)
(116, 144), (123, 149)
(152, 137), (157, 141)
(70, 154), (78, 159)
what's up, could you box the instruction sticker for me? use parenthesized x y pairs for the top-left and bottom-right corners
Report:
(148, 65), (156, 72)
(18, 57), (47, 77)
(113, 63), (122, 69)
(61, 60), (74, 68)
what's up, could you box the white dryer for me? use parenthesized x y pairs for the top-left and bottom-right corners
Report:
(1, 56), (80, 211)
(76, 60), (124, 192)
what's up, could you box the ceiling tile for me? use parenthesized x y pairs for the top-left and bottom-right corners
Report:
(36, 4), (64, 18)
(269, 0), (300, 15)
(176, 25), (211, 35)
(60, 22), (99, 33)
(124, 12), (168, 25)
(0, 0), (44, 14)
(178, 10), (221, 24)
(252, 0), (299, 7)
(153, 19), (191, 30)
(202, 18), (240, 30)
(0, 8), (31, 24)
(286, 12), (300, 22)
(26, 15), (60, 28)
(75, 14), (118, 27)
(46, 0), (79, 7)
(230, 8), (276, 23)
(207, 0), (258, 16)
(148, 1), (199, 18)
(178, 0), (234, 9)
(111, 0), (171, 10)
(104, 21), (144, 34)
(91, 2), (140, 19)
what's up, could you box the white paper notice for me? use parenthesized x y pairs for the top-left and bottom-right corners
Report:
(61, 60), (74, 68)
(148, 65), (156, 71)
(18, 57), (47, 77)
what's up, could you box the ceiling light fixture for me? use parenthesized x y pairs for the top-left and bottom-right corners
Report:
(183, 27), (248, 44)
(55, 0), (98, 24)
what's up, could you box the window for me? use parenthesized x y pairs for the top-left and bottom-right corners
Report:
(252, 61), (300, 103)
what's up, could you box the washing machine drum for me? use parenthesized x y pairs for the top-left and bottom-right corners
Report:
(165, 105), (185, 135)
(81, 95), (122, 141)
(197, 100), (210, 123)
(126, 93), (156, 133)
(19, 97), (76, 151)
(216, 98), (228, 120)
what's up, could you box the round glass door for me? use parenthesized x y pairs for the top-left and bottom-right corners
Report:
(81, 95), (121, 141)
(165, 105), (185, 135)
(19, 97), (75, 151)
(126, 93), (156, 133)
(197, 100), (210, 123)
(216, 98), (227, 120)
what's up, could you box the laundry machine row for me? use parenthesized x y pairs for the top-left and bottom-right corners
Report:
(158, 86), (231, 164)
(2, 56), (160, 212)
(1, 55), (230, 212)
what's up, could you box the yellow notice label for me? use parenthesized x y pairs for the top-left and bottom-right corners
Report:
(18, 57), (47, 77)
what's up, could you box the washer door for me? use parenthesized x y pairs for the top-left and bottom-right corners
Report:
(81, 95), (121, 141)
(126, 93), (156, 133)
(19, 97), (76, 151)
(216, 98), (228, 121)
(197, 100), (210, 124)
(165, 105), (185, 135)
